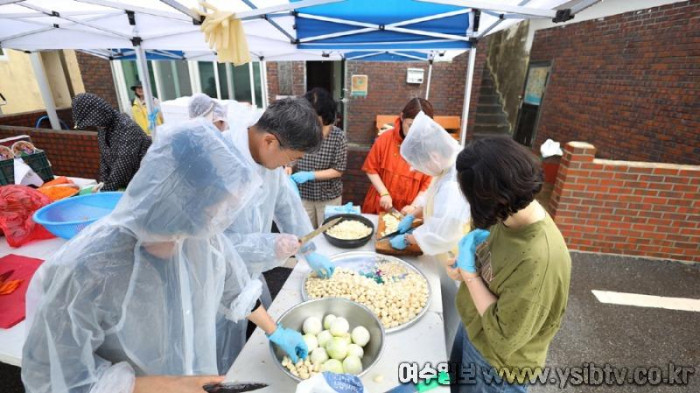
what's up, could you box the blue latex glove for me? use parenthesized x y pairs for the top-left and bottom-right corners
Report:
(306, 252), (335, 278)
(453, 229), (490, 273)
(268, 323), (308, 363)
(287, 176), (300, 195)
(291, 171), (315, 184)
(147, 108), (160, 130)
(340, 202), (355, 214)
(390, 234), (409, 250)
(397, 214), (415, 234)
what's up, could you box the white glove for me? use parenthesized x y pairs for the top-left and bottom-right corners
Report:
(275, 234), (300, 259)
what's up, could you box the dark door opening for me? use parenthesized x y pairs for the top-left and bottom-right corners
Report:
(306, 61), (334, 95)
(514, 61), (551, 147)
(306, 61), (344, 127)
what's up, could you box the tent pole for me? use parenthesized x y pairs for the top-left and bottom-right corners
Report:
(261, 60), (269, 108)
(29, 52), (60, 130)
(248, 62), (257, 107)
(459, 47), (477, 147)
(342, 58), (348, 132)
(226, 63), (234, 100)
(134, 44), (157, 138)
(425, 60), (433, 100)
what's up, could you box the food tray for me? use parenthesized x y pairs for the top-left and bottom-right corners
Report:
(301, 251), (431, 333)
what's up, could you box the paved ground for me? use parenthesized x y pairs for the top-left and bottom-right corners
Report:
(2, 254), (698, 392)
(531, 252), (699, 393)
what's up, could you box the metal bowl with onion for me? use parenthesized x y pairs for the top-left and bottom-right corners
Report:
(321, 214), (375, 248)
(269, 297), (385, 382)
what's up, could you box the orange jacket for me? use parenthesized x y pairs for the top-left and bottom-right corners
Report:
(361, 117), (432, 214)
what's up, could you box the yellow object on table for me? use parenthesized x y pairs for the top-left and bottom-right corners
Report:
(195, 2), (251, 65)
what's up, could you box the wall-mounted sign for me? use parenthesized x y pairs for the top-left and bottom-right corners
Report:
(351, 74), (368, 97)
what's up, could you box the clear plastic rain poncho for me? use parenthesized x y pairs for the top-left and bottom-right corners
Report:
(223, 127), (317, 278)
(189, 94), (229, 130)
(22, 119), (263, 393)
(188, 93), (217, 119)
(400, 111), (471, 255)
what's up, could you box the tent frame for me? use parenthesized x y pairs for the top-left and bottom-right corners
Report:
(2, 0), (600, 140)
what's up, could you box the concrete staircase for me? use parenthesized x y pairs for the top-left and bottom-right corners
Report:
(473, 65), (511, 137)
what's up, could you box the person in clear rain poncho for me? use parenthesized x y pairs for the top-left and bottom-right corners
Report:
(188, 93), (229, 132)
(21, 120), (308, 393)
(222, 98), (335, 281)
(215, 97), (336, 370)
(388, 111), (472, 348)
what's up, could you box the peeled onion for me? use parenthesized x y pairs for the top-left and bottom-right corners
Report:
(330, 317), (349, 336)
(302, 317), (322, 335)
(323, 314), (337, 330)
(310, 347), (329, 365)
(343, 356), (363, 375)
(303, 334), (318, 352)
(351, 326), (370, 347)
(317, 330), (333, 347)
(321, 359), (344, 374)
(326, 337), (349, 360)
(347, 343), (364, 358)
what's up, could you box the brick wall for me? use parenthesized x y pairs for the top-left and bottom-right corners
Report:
(342, 41), (489, 146)
(75, 52), (119, 109)
(0, 108), (74, 129)
(342, 147), (371, 205)
(530, 1), (700, 165)
(0, 126), (100, 180)
(550, 141), (699, 263)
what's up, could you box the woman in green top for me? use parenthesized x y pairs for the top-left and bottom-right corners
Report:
(448, 137), (571, 393)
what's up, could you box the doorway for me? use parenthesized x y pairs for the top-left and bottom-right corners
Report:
(514, 61), (551, 147)
(306, 61), (344, 127)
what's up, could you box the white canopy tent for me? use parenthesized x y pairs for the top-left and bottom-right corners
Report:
(0, 0), (600, 140)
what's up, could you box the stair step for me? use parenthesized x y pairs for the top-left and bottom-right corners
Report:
(477, 95), (501, 105)
(476, 113), (507, 124)
(475, 104), (504, 114)
(474, 124), (511, 134)
(480, 78), (494, 87)
(479, 85), (497, 95)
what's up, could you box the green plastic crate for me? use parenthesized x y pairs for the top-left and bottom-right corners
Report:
(0, 158), (14, 185)
(0, 150), (54, 185)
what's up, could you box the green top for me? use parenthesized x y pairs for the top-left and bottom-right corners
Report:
(456, 214), (571, 384)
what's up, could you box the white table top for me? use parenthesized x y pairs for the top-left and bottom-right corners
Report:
(226, 215), (450, 392)
(1, 213), (450, 392)
(0, 176), (95, 367)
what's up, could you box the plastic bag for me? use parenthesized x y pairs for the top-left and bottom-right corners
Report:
(296, 372), (364, 393)
(540, 139), (563, 158)
(0, 185), (55, 247)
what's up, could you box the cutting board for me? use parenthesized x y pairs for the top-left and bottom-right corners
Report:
(0, 254), (44, 329)
(375, 213), (423, 256)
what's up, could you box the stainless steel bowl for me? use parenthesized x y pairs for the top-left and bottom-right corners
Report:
(269, 297), (385, 382)
(301, 251), (432, 333)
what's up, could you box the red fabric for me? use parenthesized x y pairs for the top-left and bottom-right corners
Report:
(0, 254), (44, 328)
(361, 118), (433, 214)
(0, 185), (55, 247)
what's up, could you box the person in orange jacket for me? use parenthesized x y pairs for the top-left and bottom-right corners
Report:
(361, 98), (434, 214)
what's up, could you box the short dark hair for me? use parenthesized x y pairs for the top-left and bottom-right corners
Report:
(456, 136), (543, 229)
(304, 87), (337, 126)
(402, 98), (434, 119)
(254, 97), (323, 153)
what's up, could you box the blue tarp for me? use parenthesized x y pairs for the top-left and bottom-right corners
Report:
(293, 0), (472, 50)
(107, 49), (186, 61)
(344, 50), (432, 61)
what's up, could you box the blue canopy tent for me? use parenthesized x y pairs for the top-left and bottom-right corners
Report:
(293, 0), (476, 142)
(0, 0), (599, 138)
(292, 0), (600, 143)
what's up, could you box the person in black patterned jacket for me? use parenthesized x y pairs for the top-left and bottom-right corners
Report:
(72, 93), (152, 191)
(291, 88), (348, 227)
